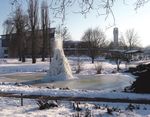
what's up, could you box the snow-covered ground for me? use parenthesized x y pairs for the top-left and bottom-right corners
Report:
(0, 58), (49, 74)
(0, 57), (150, 117)
(0, 96), (150, 117)
(0, 84), (150, 100)
(0, 57), (148, 75)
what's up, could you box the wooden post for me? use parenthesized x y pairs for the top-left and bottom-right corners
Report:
(21, 93), (23, 106)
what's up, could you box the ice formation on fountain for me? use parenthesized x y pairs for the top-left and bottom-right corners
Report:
(44, 36), (73, 81)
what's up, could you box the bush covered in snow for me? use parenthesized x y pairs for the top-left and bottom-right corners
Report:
(37, 97), (58, 110)
(75, 57), (83, 74)
(94, 62), (103, 74)
(0, 59), (7, 64)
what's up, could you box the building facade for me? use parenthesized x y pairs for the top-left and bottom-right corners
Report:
(0, 28), (55, 58)
(0, 35), (9, 58)
(63, 41), (89, 56)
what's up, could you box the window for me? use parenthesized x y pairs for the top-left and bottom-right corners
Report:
(4, 49), (8, 54)
(2, 39), (8, 47)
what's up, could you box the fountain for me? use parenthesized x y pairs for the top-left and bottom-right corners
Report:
(43, 36), (73, 81)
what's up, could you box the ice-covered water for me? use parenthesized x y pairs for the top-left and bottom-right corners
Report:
(42, 74), (134, 90)
(0, 73), (134, 90)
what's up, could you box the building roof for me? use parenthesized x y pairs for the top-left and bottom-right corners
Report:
(125, 50), (143, 54)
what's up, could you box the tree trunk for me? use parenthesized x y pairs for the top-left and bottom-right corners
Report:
(117, 59), (120, 71)
(21, 46), (26, 63)
(32, 31), (36, 64)
(92, 57), (94, 63)
(41, 30), (46, 62)
(17, 34), (22, 61)
(22, 56), (25, 62)
(41, 57), (45, 62)
(19, 57), (22, 61)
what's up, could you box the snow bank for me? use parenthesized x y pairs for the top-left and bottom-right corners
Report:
(0, 85), (150, 101)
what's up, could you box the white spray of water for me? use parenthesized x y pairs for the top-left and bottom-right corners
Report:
(44, 36), (73, 81)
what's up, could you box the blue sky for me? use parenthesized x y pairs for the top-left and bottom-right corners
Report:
(0, 1), (11, 34)
(0, 0), (150, 47)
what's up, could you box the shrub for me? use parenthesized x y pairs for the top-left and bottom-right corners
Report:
(95, 62), (103, 74)
(126, 104), (135, 111)
(107, 107), (113, 115)
(37, 97), (58, 110)
(75, 58), (83, 74)
(84, 109), (91, 117)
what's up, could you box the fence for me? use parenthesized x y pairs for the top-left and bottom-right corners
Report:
(0, 92), (150, 106)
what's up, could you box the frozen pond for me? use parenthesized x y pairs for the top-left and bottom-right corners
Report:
(45, 74), (134, 90)
(0, 72), (46, 82)
(0, 73), (134, 90)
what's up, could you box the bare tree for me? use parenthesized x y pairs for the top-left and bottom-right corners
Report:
(82, 27), (106, 63)
(3, 19), (14, 35)
(41, 0), (50, 62)
(3, 5), (28, 62)
(28, 0), (39, 63)
(118, 34), (128, 50)
(13, 5), (28, 62)
(125, 29), (140, 50)
(56, 25), (72, 41)
(11, 0), (150, 23)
